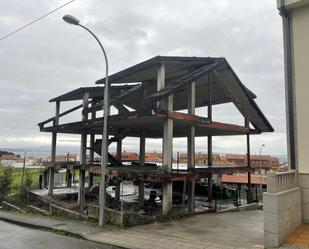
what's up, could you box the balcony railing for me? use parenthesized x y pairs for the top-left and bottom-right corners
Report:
(267, 170), (298, 194)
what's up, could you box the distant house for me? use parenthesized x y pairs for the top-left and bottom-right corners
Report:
(14, 158), (25, 167)
(121, 151), (139, 161)
(66, 153), (78, 162)
(145, 152), (162, 162)
(223, 154), (280, 174)
(0, 154), (17, 166)
(27, 155), (43, 165)
(46, 152), (78, 162)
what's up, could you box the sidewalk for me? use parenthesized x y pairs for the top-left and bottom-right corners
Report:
(0, 209), (267, 249)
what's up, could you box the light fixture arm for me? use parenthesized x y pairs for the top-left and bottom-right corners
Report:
(78, 24), (109, 80)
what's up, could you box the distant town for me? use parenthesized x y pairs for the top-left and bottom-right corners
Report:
(0, 149), (283, 174)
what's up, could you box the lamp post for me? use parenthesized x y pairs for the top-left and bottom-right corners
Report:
(63, 15), (109, 226)
(259, 144), (265, 200)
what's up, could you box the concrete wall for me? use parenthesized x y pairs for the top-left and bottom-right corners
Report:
(264, 171), (301, 247)
(264, 188), (301, 247)
(298, 174), (309, 223)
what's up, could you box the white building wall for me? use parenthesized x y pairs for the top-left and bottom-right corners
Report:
(291, 4), (309, 174)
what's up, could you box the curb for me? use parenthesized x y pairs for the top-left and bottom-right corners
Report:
(0, 215), (129, 249)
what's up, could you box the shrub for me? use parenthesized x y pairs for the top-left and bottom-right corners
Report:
(0, 166), (13, 201)
(23, 171), (33, 189)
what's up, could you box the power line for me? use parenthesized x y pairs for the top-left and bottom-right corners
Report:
(0, 0), (76, 41)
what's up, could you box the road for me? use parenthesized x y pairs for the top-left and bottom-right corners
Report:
(0, 220), (122, 249)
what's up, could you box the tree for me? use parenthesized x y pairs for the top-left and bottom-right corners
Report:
(0, 166), (13, 201)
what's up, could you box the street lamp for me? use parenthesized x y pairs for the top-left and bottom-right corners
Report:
(63, 15), (109, 227)
(259, 144), (266, 200)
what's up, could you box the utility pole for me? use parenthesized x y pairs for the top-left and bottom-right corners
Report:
(259, 144), (266, 200)
(21, 151), (26, 185)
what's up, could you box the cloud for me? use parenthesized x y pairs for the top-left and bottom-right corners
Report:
(0, 0), (287, 156)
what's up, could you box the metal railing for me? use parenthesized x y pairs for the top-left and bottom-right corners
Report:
(267, 170), (298, 194)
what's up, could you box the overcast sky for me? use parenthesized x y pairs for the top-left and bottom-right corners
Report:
(0, 0), (286, 157)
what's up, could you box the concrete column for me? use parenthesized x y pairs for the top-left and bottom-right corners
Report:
(138, 179), (145, 209)
(157, 63), (165, 108)
(89, 99), (97, 163)
(158, 63), (174, 215)
(89, 172), (94, 188)
(207, 136), (213, 202)
(245, 118), (252, 203)
(162, 95), (173, 174)
(39, 174), (43, 189)
(162, 120), (173, 214)
(79, 169), (86, 212)
(88, 99), (96, 188)
(78, 92), (89, 211)
(207, 174), (213, 202)
(163, 180), (173, 215)
(187, 179), (195, 213)
(43, 169), (48, 188)
(78, 131), (87, 209)
(139, 131), (146, 166)
(115, 181), (120, 202)
(187, 81), (196, 213)
(48, 167), (54, 194)
(66, 169), (72, 187)
(48, 101), (60, 195)
(116, 138), (122, 162)
(207, 73), (213, 202)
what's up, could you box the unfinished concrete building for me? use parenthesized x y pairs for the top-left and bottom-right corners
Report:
(38, 56), (273, 224)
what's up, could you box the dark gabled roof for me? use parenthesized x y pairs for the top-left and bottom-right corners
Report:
(46, 55), (273, 133)
(96, 56), (273, 132)
(96, 56), (217, 84)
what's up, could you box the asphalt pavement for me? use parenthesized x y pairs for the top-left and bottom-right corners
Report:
(0, 220), (121, 249)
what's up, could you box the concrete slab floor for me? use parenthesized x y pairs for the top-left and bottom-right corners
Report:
(128, 209), (264, 248)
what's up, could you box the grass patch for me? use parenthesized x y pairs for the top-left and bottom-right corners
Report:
(0, 166), (43, 192)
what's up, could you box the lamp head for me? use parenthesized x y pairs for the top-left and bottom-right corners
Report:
(63, 15), (80, 25)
